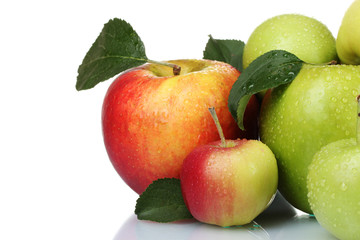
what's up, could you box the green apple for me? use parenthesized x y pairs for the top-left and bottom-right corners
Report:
(337, 0), (360, 64)
(243, 14), (337, 69)
(307, 137), (360, 240)
(180, 108), (278, 227)
(260, 64), (360, 213)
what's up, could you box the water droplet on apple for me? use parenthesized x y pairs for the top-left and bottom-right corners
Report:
(320, 179), (326, 187)
(352, 89), (359, 97)
(341, 182), (348, 191)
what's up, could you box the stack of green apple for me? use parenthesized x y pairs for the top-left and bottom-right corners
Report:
(76, 0), (360, 239)
(240, 1), (360, 239)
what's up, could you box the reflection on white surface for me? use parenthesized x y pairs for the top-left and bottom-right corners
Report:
(114, 216), (270, 240)
(114, 192), (337, 240)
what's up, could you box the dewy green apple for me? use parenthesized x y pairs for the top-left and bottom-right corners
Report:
(243, 14), (337, 69)
(307, 95), (360, 240)
(260, 64), (360, 213)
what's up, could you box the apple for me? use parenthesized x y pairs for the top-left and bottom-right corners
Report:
(180, 107), (278, 227)
(307, 138), (360, 240)
(260, 64), (360, 213)
(307, 96), (360, 240)
(337, 0), (360, 64)
(102, 59), (259, 194)
(243, 14), (337, 69)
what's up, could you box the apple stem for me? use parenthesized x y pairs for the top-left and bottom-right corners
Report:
(357, 95), (360, 145)
(147, 60), (181, 76)
(208, 107), (226, 147)
(328, 60), (338, 65)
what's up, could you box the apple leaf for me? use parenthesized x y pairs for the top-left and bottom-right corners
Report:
(203, 35), (245, 72)
(76, 18), (148, 91)
(135, 178), (193, 223)
(228, 50), (304, 130)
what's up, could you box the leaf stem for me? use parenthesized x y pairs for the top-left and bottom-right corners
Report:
(307, 60), (338, 66)
(147, 60), (181, 76)
(208, 107), (226, 148)
(357, 95), (360, 145)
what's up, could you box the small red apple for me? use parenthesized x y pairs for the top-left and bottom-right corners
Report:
(180, 108), (278, 227)
(102, 59), (259, 194)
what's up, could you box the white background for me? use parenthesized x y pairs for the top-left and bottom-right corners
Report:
(0, 0), (355, 239)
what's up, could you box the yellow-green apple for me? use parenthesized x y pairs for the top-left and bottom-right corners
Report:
(307, 137), (360, 240)
(260, 64), (360, 213)
(180, 107), (277, 227)
(337, 0), (360, 64)
(308, 96), (360, 240)
(243, 14), (337, 69)
(102, 59), (259, 194)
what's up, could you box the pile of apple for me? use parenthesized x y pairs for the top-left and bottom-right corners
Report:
(77, 0), (360, 239)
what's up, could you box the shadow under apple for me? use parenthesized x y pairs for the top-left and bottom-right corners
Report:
(113, 191), (334, 240)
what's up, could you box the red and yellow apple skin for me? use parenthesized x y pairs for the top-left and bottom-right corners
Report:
(180, 139), (278, 227)
(102, 59), (259, 194)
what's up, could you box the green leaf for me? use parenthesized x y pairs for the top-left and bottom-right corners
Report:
(228, 50), (304, 129)
(203, 35), (245, 72)
(76, 18), (148, 91)
(135, 178), (193, 223)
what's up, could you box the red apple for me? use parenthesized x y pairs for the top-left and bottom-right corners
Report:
(180, 108), (278, 227)
(102, 59), (259, 194)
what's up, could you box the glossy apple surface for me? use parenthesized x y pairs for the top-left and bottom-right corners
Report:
(243, 14), (337, 69)
(337, 0), (360, 64)
(307, 138), (360, 240)
(180, 139), (278, 227)
(102, 59), (259, 194)
(260, 64), (360, 213)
